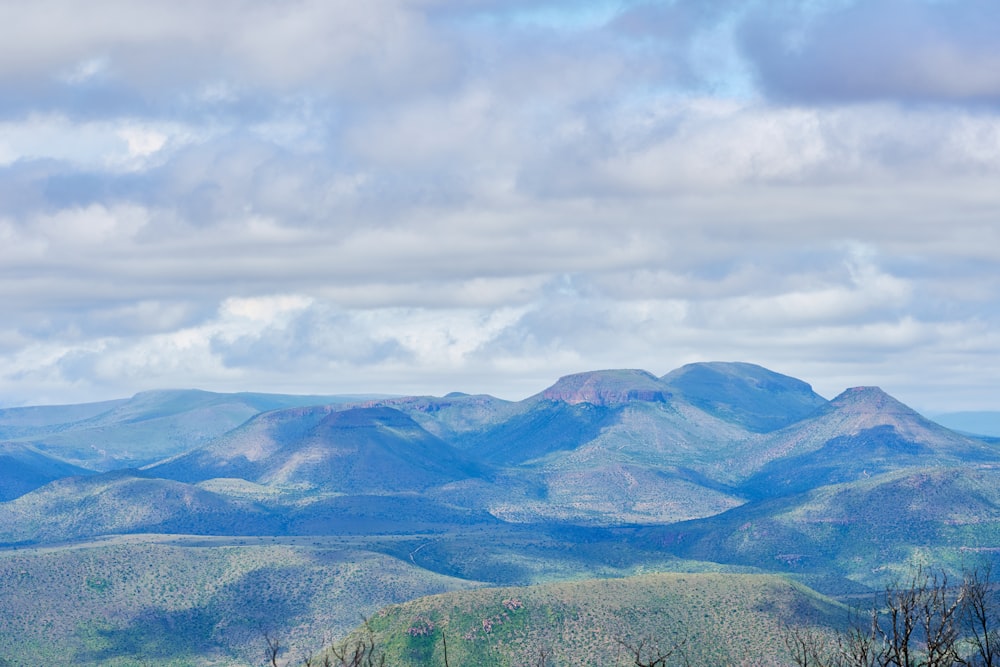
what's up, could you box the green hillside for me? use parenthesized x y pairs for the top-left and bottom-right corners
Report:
(0, 538), (480, 666)
(333, 572), (845, 667)
(655, 465), (1000, 590)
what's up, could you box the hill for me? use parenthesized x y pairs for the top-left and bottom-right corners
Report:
(0, 537), (481, 666)
(647, 465), (1000, 591)
(1, 362), (996, 665)
(336, 572), (845, 666)
(0, 470), (279, 543)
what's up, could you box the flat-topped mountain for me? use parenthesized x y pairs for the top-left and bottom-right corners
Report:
(534, 369), (671, 406)
(662, 361), (827, 432)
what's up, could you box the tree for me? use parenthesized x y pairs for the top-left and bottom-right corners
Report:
(263, 629), (285, 667)
(963, 565), (1000, 667)
(787, 566), (998, 667)
(324, 617), (386, 667)
(617, 635), (689, 667)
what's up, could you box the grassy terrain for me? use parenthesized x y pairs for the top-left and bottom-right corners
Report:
(649, 465), (1000, 591)
(0, 537), (480, 666)
(334, 572), (846, 667)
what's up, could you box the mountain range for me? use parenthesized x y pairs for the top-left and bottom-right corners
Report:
(2, 361), (999, 665)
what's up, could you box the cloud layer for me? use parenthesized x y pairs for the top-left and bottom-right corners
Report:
(1, 0), (999, 411)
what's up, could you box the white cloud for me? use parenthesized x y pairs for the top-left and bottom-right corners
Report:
(0, 1), (999, 412)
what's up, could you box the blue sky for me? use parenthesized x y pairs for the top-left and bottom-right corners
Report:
(1, 0), (999, 411)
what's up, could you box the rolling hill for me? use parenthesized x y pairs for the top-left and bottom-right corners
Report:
(0, 470), (279, 543)
(335, 571), (846, 667)
(0, 538), (481, 666)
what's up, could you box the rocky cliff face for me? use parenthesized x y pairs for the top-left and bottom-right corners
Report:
(536, 369), (671, 406)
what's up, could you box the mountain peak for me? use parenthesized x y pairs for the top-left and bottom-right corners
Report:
(828, 386), (916, 416)
(536, 369), (669, 406)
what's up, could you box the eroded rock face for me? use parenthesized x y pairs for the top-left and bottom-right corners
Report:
(537, 369), (671, 406)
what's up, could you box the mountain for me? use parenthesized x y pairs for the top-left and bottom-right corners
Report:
(440, 369), (760, 524)
(661, 361), (828, 432)
(148, 406), (482, 493)
(3, 362), (998, 666)
(0, 398), (127, 438)
(0, 389), (362, 471)
(740, 386), (1000, 497)
(534, 369), (671, 406)
(0, 442), (93, 501)
(360, 393), (519, 443)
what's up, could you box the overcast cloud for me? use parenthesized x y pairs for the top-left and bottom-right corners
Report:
(1, 0), (999, 412)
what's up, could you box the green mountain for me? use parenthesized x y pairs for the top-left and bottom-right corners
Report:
(653, 464), (1000, 591)
(148, 406), (481, 493)
(1, 362), (996, 666)
(740, 386), (1000, 497)
(662, 361), (828, 433)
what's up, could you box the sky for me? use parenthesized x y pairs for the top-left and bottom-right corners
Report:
(1, 0), (1000, 412)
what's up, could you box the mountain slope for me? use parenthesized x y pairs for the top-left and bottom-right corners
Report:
(740, 386), (1000, 496)
(361, 393), (519, 444)
(1, 389), (359, 471)
(464, 369), (682, 466)
(148, 406), (481, 493)
(648, 465), (1000, 591)
(342, 572), (845, 667)
(0, 470), (279, 543)
(0, 442), (93, 501)
(0, 539), (481, 666)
